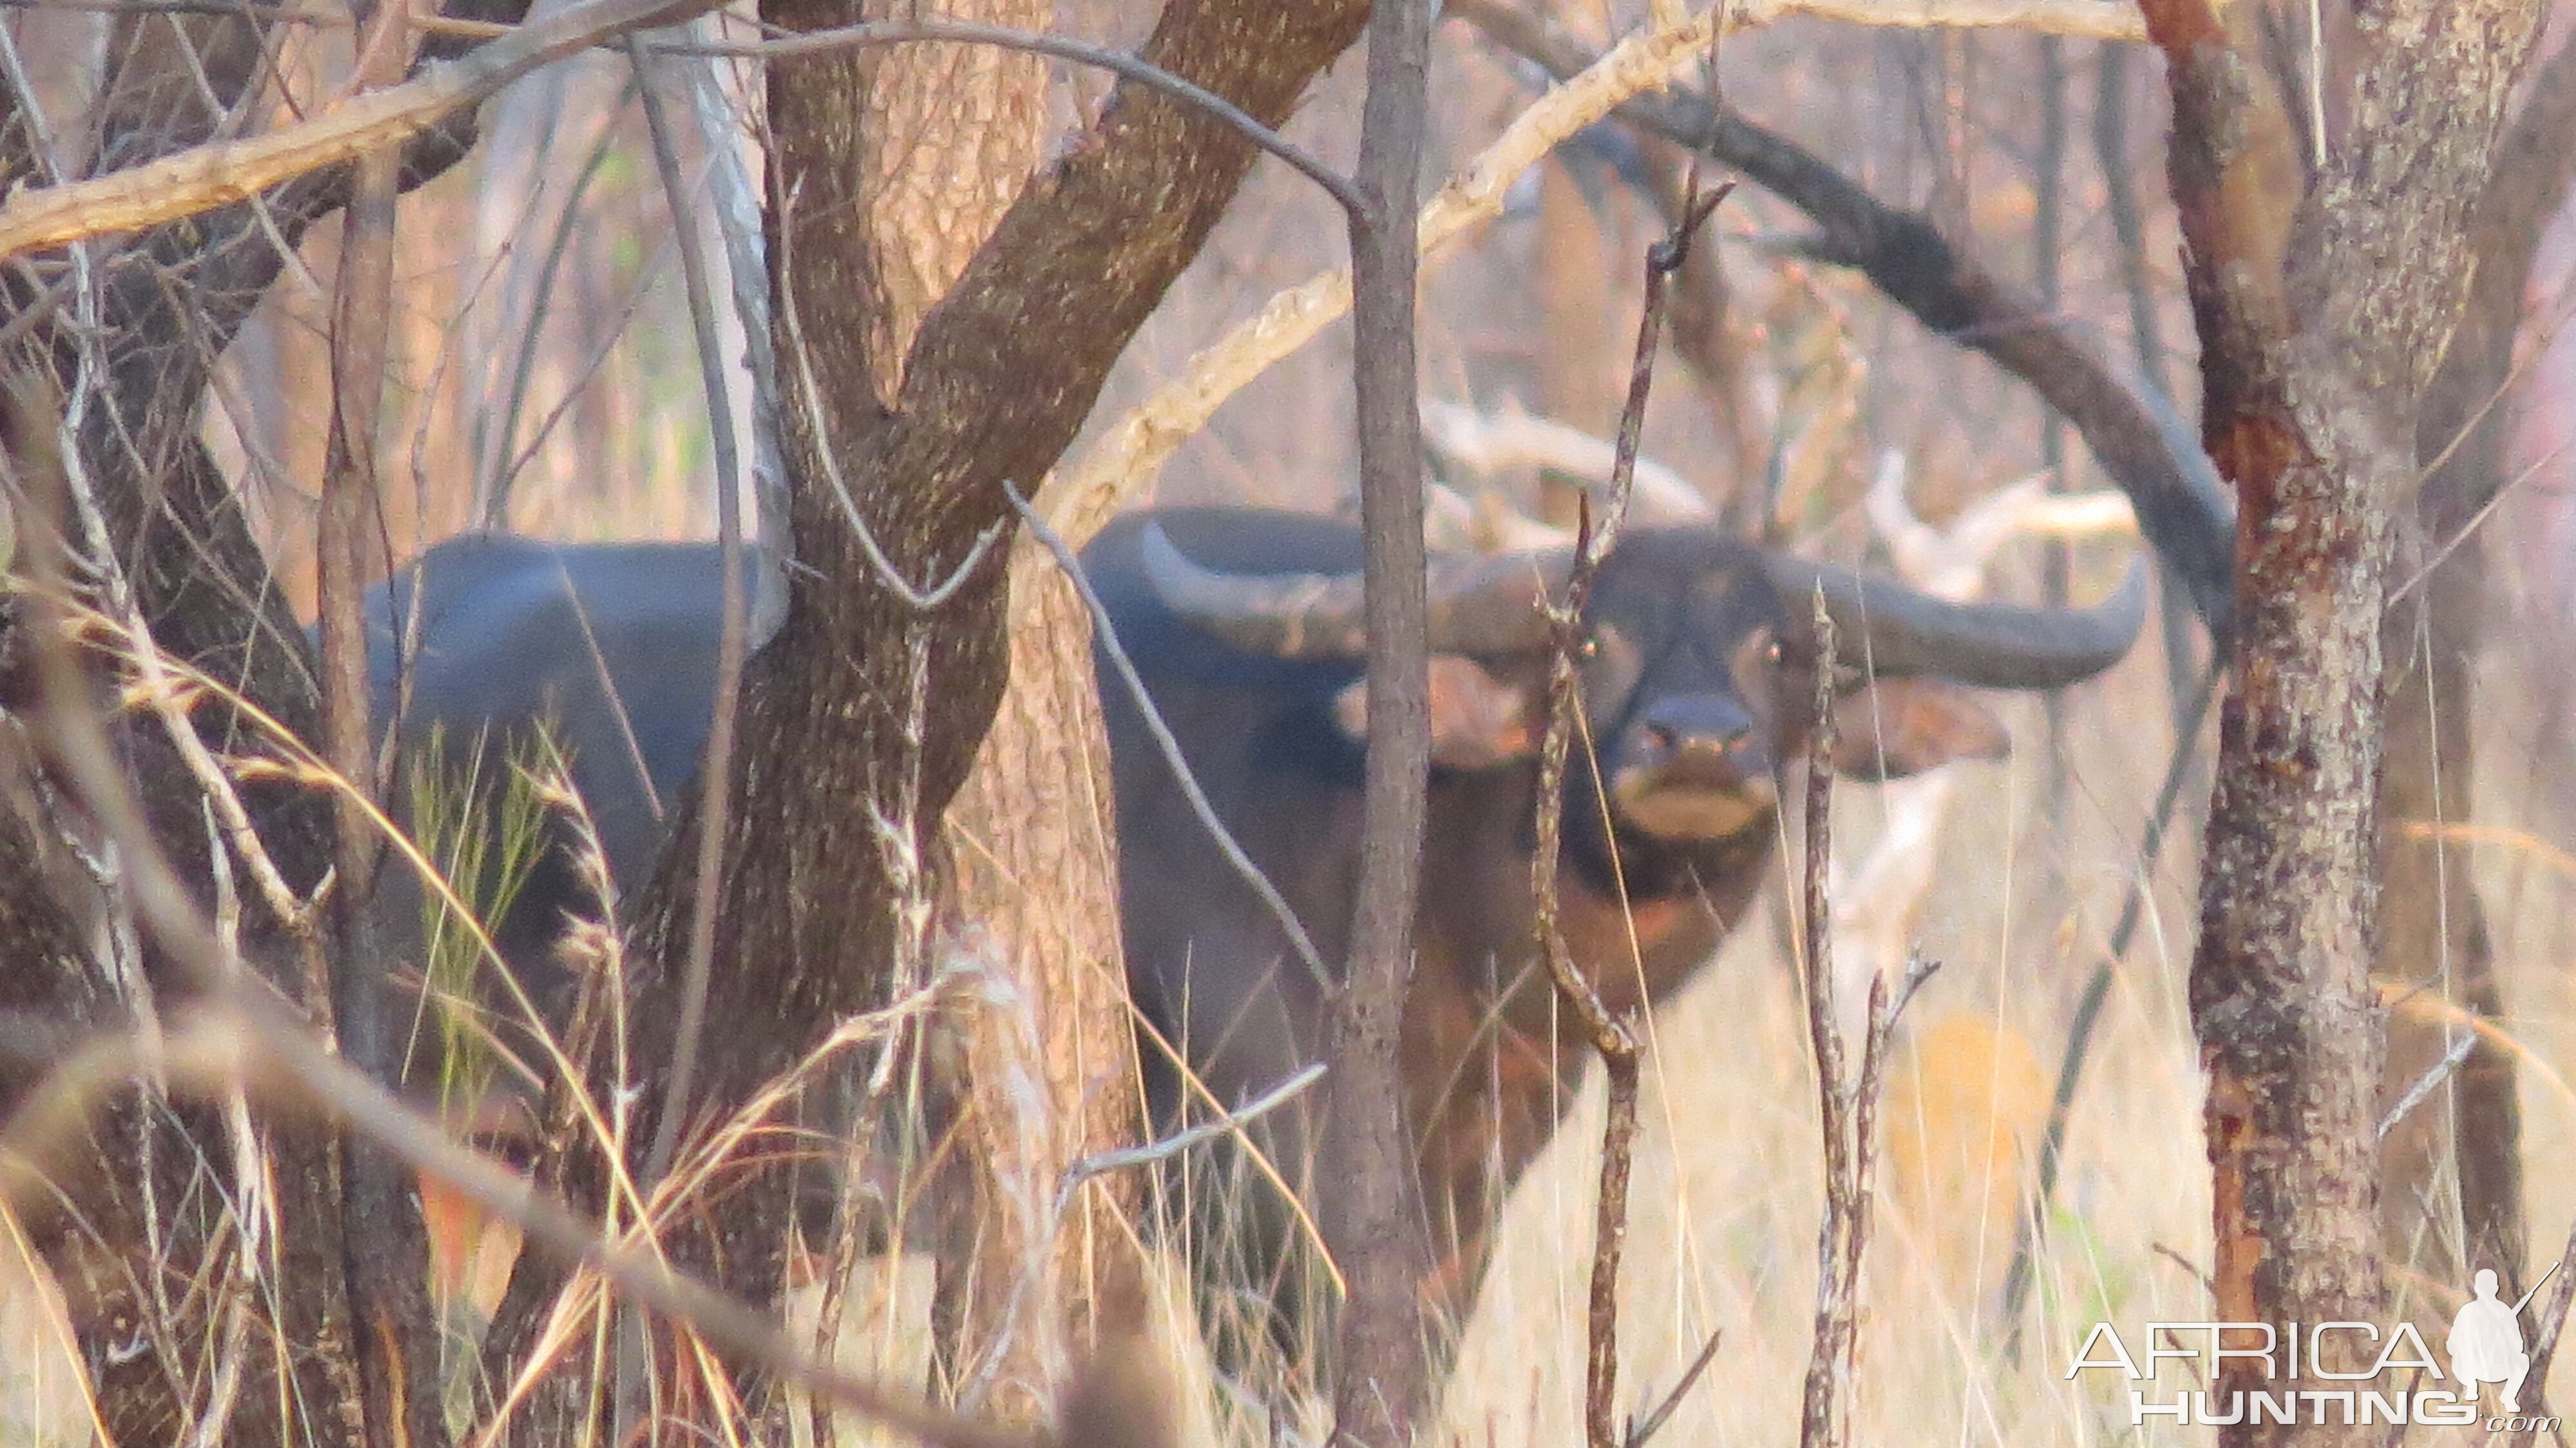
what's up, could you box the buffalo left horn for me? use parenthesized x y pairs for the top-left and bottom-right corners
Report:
(1139, 522), (1571, 658)
(1761, 553), (2150, 691)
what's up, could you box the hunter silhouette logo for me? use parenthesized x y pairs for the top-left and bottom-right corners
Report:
(2449, 1264), (2553, 1414)
(2069, 1259), (2564, 1430)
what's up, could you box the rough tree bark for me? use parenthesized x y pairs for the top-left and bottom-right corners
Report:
(752, 3), (1155, 1429)
(477, 2), (1370, 1436)
(0, 5), (520, 1442)
(2374, 31), (2576, 1297)
(942, 553), (1150, 1422)
(2137, 0), (2544, 1438)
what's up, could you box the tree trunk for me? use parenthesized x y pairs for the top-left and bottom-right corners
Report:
(2373, 33), (2576, 1297)
(1332, 0), (1439, 1440)
(939, 548), (1149, 1424)
(479, 3), (1370, 1436)
(2139, 0), (2544, 1438)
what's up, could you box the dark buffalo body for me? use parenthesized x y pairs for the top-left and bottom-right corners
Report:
(1091, 513), (1786, 1279)
(1086, 508), (2141, 1331)
(358, 534), (774, 1021)
(356, 506), (2143, 1342)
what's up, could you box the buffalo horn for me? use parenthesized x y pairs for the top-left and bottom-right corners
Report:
(1761, 555), (2150, 690)
(1139, 522), (1570, 658)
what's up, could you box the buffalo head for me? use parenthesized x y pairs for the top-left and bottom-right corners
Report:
(1136, 515), (2141, 868)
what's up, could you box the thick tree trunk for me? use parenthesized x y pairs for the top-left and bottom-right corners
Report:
(2139, 0), (2544, 1438)
(940, 549), (1148, 1424)
(480, 3), (1369, 1436)
(759, 1), (1157, 1424)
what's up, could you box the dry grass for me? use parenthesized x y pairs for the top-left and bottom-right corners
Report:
(15, 7), (2576, 1445)
(6, 566), (2573, 1448)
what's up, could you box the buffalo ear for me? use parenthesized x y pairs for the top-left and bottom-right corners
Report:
(1333, 654), (1538, 768)
(1828, 678), (2010, 780)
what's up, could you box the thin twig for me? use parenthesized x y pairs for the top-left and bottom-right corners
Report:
(775, 250), (1004, 611)
(627, 31), (750, 1194)
(2512, 1220), (2576, 1448)
(2380, 1028), (2480, 1140)
(1527, 180), (1727, 1448)
(942, 1060), (1331, 1401)
(1624, 1328), (1723, 1448)
(1790, 605), (1931, 1448)
(1052, 1062), (1327, 1203)
(624, 43), (755, 1442)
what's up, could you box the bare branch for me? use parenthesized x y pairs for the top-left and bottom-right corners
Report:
(2379, 1029), (2479, 1140)
(627, 34), (752, 1194)
(1455, 0), (2235, 636)
(1046, 0), (1736, 547)
(660, 19), (1365, 219)
(1625, 1328), (1724, 1448)
(1526, 179), (1727, 1448)
(1791, 601), (1931, 1448)
(0, 0), (724, 260)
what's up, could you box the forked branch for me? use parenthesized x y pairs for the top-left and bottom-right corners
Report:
(1528, 180), (1730, 1448)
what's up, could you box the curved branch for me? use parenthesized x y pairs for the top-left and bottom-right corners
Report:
(1457, 0), (2237, 638)
(0, 0), (724, 260)
(661, 19), (1367, 220)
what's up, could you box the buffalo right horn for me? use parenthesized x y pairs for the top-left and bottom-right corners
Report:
(1139, 522), (1570, 658)
(1761, 553), (2150, 691)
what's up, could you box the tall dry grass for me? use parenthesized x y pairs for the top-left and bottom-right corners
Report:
(13, 5), (2576, 1445)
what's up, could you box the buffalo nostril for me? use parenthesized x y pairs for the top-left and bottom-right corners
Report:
(1644, 721), (1679, 752)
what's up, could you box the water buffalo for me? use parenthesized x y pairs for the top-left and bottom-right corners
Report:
(1090, 508), (2141, 1341)
(358, 506), (2143, 1346)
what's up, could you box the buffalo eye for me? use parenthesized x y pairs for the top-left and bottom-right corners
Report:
(1729, 627), (1784, 710)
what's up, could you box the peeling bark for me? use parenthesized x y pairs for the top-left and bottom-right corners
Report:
(2139, 0), (2546, 1434)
